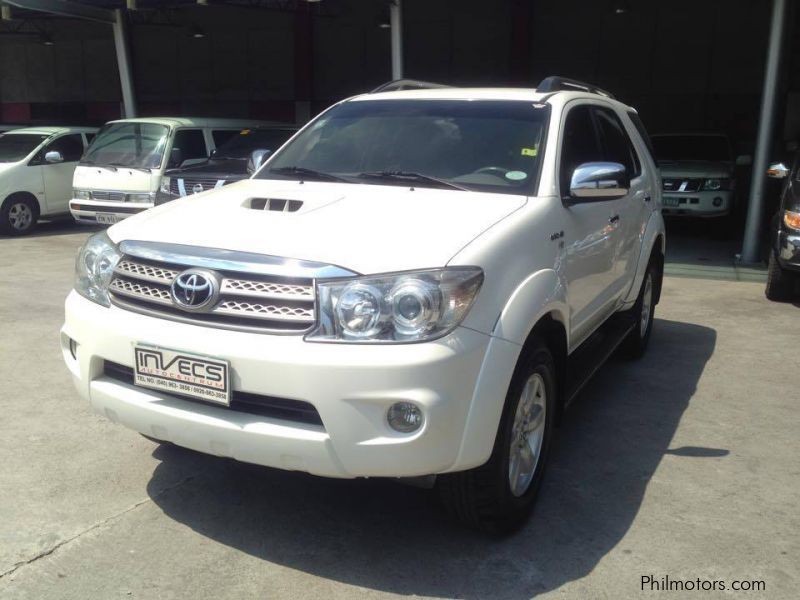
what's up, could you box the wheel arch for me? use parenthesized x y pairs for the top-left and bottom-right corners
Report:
(3, 190), (42, 216)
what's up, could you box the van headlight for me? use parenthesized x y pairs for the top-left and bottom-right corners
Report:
(73, 188), (91, 200)
(74, 231), (121, 307)
(307, 267), (483, 343)
(702, 178), (731, 191)
(159, 178), (171, 194)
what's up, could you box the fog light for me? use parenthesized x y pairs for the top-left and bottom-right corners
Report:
(713, 197), (723, 207)
(387, 402), (423, 433)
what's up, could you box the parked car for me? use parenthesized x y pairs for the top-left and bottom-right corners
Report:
(61, 77), (665, 532)
(156, 125), (298, 205)
(651, 133), (747, 219)
(764, 155), (800, 300)
(69, 117), (275, 225)
(0, 126), (97, 235)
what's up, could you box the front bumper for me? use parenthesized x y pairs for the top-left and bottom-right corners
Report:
(69, 199), (152, 224)
(61, 291), (501, 478)
(777, 229), (800, 272)
(661, 190), (733, 217)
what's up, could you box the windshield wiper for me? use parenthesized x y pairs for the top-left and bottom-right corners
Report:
(108, 162), (151, 173)
(269, 166), (352, 183)
(356, 170), (468, 191)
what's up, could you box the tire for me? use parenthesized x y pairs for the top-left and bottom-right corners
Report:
(620, 260), (657, 359)
(765, 251), (794, 302)
(437, 339), (556, 534)
(0, 194), (39, 236)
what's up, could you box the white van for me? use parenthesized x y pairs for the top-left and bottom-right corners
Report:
(70, 117), (273, 225)
(0, 126), (97, 235)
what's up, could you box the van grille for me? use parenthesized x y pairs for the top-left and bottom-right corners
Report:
(109, 256), (316, 333)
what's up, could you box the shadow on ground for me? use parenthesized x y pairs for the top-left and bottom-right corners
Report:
(147, 318), (716, 599)
(0, 218), (100, 240)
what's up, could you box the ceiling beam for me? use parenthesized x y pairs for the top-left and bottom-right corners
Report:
(3, 0), (115, 24)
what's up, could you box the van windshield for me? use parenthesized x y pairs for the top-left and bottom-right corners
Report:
(81, 122), (169, 169)
(258, 99), (549, 195)
(0, 134), (48, 162)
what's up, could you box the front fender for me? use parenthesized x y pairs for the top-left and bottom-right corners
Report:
(449, 269), (569, 471)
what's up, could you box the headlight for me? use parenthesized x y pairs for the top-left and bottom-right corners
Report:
(126, 192), (155, 203)
(74, 231), (121, 307)
(159, 178), (171, 194)
(307, 267), (483, 343)
(702, 178), (731, 191)
(73, 189), (90, 200)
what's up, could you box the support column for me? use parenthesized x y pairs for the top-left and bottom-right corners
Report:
(390, 0), (403, 80)
(741, 0), (787, 263)
(111, 8), (136, 118)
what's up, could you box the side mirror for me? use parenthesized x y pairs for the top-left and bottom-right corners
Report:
(735, 154), (753, 166)
(247, 149), (271, 175)
(168, 147), (183, 168)
(44, 150), (64, 164)
(766, 162), (789, 179)
(568, 162), (629, 201)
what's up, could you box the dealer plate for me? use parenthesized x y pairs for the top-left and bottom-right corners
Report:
(96, 212), (123, 225)
(663, 196), (681, 207)
(133, 345), (230, 406)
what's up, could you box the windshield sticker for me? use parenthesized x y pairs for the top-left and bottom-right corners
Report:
(521, 147), (538, 157)
(505, 171), (528, 181)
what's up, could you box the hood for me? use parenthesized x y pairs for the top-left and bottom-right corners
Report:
(108, 179), (526, 274)
(166, 158), (248, 180)
(73, 164), (159, 192)
(658, 160), (733, 179)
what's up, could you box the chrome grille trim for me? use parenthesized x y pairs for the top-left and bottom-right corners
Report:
(106, 242), (355, 334)
(115, 260), (179, 284)
(221, 278), (313, 300)
(109, 278), (173, 305)
(215, 300), (315, 322)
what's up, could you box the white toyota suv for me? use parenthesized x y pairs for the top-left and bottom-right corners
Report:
(61, 77), (665, 532)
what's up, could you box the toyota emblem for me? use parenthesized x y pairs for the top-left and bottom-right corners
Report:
(192, 183), (204, 194)
(171, 269), (219, 311)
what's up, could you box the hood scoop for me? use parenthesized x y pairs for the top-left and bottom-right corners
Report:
(246, 197), (303, 213)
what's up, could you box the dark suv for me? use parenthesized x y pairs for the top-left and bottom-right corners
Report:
(765, 153), (800, 301)
(156, 126), (297, 205)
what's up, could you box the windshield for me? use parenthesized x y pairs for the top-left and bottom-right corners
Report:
(258, 99), (549, 195)
(0, 134), (48, 162)
(652, 135), (731, 162)
(82, 122), (169, 169)
(214, 128), (296, 160)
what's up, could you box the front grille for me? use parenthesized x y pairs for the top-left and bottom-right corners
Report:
(103, 361), (324, 427)
(170, 177), (228, 197)
(662, 178), (703, 193)
(109, 255), (316, 333)
(90, 190), (127, 202)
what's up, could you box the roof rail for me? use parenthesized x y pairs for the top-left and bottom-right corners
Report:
(370, 79), (451, 93)
(536, 76), (614, 99)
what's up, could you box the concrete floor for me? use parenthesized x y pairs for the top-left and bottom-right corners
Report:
(1, 220), (798, 599)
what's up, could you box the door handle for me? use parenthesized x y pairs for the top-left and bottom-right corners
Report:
(609, 215), (620, 224)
